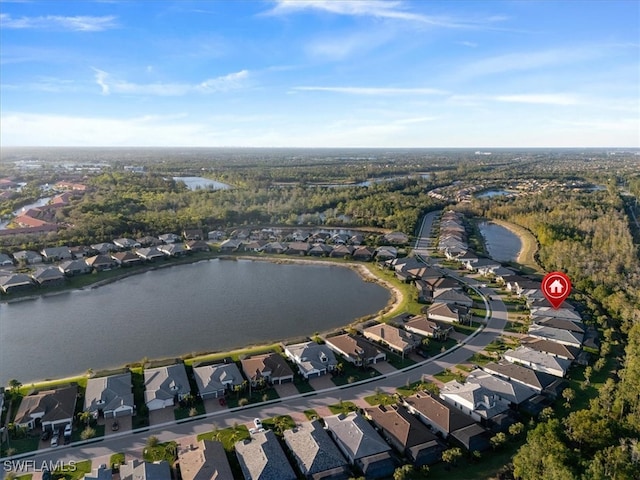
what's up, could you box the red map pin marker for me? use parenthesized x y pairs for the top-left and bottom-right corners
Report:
(541, 271), (572, 309)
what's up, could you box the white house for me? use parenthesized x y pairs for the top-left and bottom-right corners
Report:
(284, 341), (338, 379)
(144, 364), (191, 411)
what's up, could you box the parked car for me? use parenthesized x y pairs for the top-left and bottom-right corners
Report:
(50, 435), (59, 448)
(253, 418), (263, 429)
(64, 424), (72, 437)
(40, 429), (52, 441)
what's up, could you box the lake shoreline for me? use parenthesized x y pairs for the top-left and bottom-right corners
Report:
(2, 254), (403, 387)
(488, 218), (542, 273)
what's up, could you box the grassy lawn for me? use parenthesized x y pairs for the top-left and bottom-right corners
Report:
(53, 459), (91, 480)
(262, 415), (296, 435)
(303, 409), (320, 420)
(331, 361), (380, 386)
(130, 368), (149, 429)
(109, 453), (125, 468)
(328, 400), (359, 415)
(363, 392), (396, 406)
(433, 369), (467, 383)
(184, 344), (282, 366)
(504, 319), (528, 334)
(17, 376), (87, 395)
(422, 338), (457, 357)
(427, 440), (523, 479)
(368, 266), (422, 319)
(1, 435), (40, 456)
(293, 376), (315, 394)
(452, 322), (480, 335)
(386, 351), (416, 369)
(71, 424), (105, 442)
(469, 352), (495, 366)
(142, 441), (178, 463)
(455, 364), (473, 373)
(226, 388), (279, 408)
(174, 402), (205, 421)
(484, 337), (518, 355)
(396, 380), (439, 397)
(197, 424), (250, 451)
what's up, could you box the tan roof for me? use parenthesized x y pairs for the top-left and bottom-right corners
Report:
(179, 440), (234, 480)
(240, 353), (293, 381)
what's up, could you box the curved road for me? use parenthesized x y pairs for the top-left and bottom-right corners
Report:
(2, 210), (508, 474)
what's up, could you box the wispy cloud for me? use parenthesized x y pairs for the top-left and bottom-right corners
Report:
(449, 93), (581, 106)
(92, 69), (250, 96)
(293, 86), (448, 95)
(0, 13), (118, 31)
(457, 41), (478, 48)
(306, 29), (394, 60)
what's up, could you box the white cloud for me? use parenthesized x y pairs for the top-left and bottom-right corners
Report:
(293, 86), (448, 95)
(494, 94), (580, 106)
(457, 41), (478, 48)
(306, 29), (394, 60)
(266, 0), (478, 28)
(0, 13), (118, 31)
(92, 69), (250, 96)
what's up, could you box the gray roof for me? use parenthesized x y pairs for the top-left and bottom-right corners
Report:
(285, 342), (338, 376)
(324, 412), (391, 461)
(14, 386), (77, 426)
(58, 259), (89, 272)
(465, 369), (537, 405)
(235, 430), (296, 480)
(283, 420), (348, 477)
(120, 460), (171, 480)
(179, 440), (234, 480)
(440, 381), (509, 419)
(482, 361), (557, 392)
(41, 246), (72, 258)
(13, 250), (42, 262)
(0, 253), (14, 265)
(32, 266), (64, 282)
(0, 273), (33, 289)
(144, 364), (190, 403)
(503, 347), (571, 376)
(193, 363), (243, 395)
(527, 324), (583, 346)
(83, 465), (112, 480)
(85, 373), (134, 414)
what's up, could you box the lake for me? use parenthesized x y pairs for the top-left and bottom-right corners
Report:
(478, 222), (522, 263)
(0, 196), (53, 230)
(173, 176), (231, 191)
(476, 189), (512, 198)
(0, 259), (389, 385)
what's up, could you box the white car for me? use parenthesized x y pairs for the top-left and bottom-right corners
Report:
(64, 424), (72, 437)
(253, 418), (263, 429)
(50, 435), (59, 448)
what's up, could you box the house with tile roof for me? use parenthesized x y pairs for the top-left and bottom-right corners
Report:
(58, 259), (91, 276)
(427, 302), (471, 324)
(520, 337), (580, 361)
(86, 254), (117, 271)
(464, 369), (538, 406)
(481, 361), (559, 394)
(365, 404), (444, 467)
(82, 465), (112, 480)
(84, 373), (134, 419)
(440, 380), (509, 422)
(13, 385), (77, 431)
(405, 315), (452, 340)
(284, 342), (338, 379)
(283, 420), (350, 479)
(31, 266), (65, 286)
(143, 364), (191, 411)
(13, 250), (43, 264)
(325, 334), (387, 366)
(193, 363), (244, 399)
(111, 251), (142, 267)
(240, 353), (294, 385)
(120, 460), (171, 480)
(41, 246), (72, 262)
(179, 440), (234, 480)
(503, 346), (571, 377)
(324, 412), (395, 479)
(363, 323), (420, 356)
(0, 273), (34, 293)
(527, 324), (583, 348)
(235, 430), (297, 480)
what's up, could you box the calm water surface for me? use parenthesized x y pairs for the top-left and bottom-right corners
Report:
(0, 259), (389, 385)
(478, 222), (522, 262)
(173, 176), (231, 190)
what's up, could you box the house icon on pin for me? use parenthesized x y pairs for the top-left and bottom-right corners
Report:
(549, 279), (564, 294)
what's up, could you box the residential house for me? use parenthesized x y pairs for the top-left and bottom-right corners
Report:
(179, 440), (234, 480)
(86, 254), (117, 271)
(349, 234), (364, 245)
(464, 369), (537, 407)
(283, 420), (350, 480)
(375, 246), (397, 261)
(382, 231), (409, 244)
(284, 342), (338, 379)
(135, 247), (166, 262)
(363, 323), (420, 356)
(324, 412), (395, 479)
(365, 404), (444, 467)
(13, 385), (77, 431)
(440, 380), (509, 423)
(185, 240), (210, 253)
(208, 230), (226, 241)
(531, 316), (585, 334)
(193, 363), (244, 399)
(90, 242), (117, 254)
(82, 465), (112, 480)
(403, 391), (490, 452)
(240, 353), (294, 385)
(520, 337), (580, 361)
(432, 289), (474, 307)
(0, 253), (14, 267)
(529, 306), (582, 322)
(120, 460), (171, 480)
(111, 251), (142, 267)
(283, 242), (309, 256)
(308, 244), (333, 257)
(262, 242), (288, 254)
(427, 302), (472, 324)
(183, 229), (203, 241)
(84, 373), (134, 418)
(478, 265), (515, 278)
(0, 273), (34, 293)
(325, 334), (387, 366)
(69, 246), (97, 259)
(143, 364), (191, 411)
(329, 245), (354, 258)
(235, 430), (297, 480)
(13, 250), (43, 264)
(159, 233), (180, 244)
(31, 266), (65, 286)
(405, 315), (452, 340)
(219, 239), (243, 253)
(350, 246), (373, 261)
(158, 243), (186, 257)
(503, 346), (571, 377)
(527, 324), (583, 348)
(136, 236), (162, 247)
(57, 259), (91, 276)
(482, 361), (559, 395)
(40, 247), (73, 262)
(113, 238), (141, 250)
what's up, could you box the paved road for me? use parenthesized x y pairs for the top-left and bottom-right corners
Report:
(1, 209), (508, 475)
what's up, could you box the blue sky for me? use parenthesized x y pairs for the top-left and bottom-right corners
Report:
(1, 0), (638, 147)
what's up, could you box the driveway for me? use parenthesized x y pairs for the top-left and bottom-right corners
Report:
(273, 382), (299, 398)
(149, 407), (176, 426)
(309, 375), (335, 391)
(203, 398), (227, 414)
(371, 361), (397, 374)
(99, 415), (132, 436)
